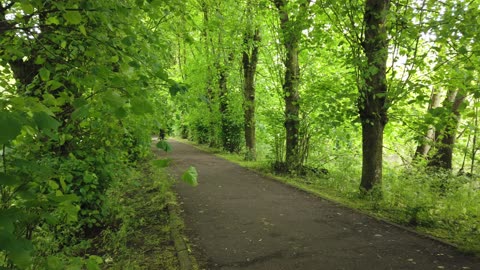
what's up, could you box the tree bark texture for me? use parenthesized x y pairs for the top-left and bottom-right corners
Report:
(218, 52), (238, 152)
(273, 0), (303, 169)
(414, 90), (442, 158)
(428, 90), (465, 170)
(242, 28), (260, 160)
(359, 0), (390, 192)
(361, 118), (385, 191)
(470, 103), (478, 174)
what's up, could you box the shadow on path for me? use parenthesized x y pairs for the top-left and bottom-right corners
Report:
(159, 139), (479, 270)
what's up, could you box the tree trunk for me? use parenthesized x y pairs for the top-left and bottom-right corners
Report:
(219, 66), (228, 116)
(242, 28), (260, 160)
(218, 50), (238, 152)
(9, 59), (40, 93)
(200, 1), (218, 146)
(360, 118), (385, 191)
(428, 90), (466, 170)
(273, 0), (305, 170)
(414, 90), (442, 158)
(470, 102), (478, 174)
(283, 45), (300, 168)
(218, 61), (230, 150)
(358, 0), (390, 193)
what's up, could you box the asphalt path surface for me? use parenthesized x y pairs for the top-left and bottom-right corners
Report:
(159, 139), (480, 270)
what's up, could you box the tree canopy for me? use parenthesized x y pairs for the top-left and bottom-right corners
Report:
(1, 0), (480, 267)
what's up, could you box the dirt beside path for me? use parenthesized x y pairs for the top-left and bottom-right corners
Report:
(161, 140), (480, 270)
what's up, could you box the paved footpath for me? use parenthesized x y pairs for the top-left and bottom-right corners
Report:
(161, 140), (480, 270)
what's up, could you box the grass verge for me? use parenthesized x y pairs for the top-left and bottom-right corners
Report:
(95, 159), (180, 269)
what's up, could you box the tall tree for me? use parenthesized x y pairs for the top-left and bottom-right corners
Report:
(273, 0), (311, 170)
(194, 0), (243, 151)
(415, 0), (478, 171)
(358, 0), (390, 193)
(428, 90), (466, 170)
(200, 0), (219, 146)
(414, 89), (442, 158)
(242, 4), (261, 160)
(218, 51), (241, 153)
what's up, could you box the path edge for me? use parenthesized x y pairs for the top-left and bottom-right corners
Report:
(154, 137), (198, 269)
(167, 201), (196, 270)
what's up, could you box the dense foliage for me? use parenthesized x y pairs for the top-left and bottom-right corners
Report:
(0, 0), (184, 268)
(1, 0), (480, 267)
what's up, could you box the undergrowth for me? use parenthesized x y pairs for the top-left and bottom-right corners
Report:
(0, 157), (179, 269)
(97, 161), (179, 269)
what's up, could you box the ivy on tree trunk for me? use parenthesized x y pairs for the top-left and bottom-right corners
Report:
(273, 0), (310, 171)
(242, 28), (260, 161)
(359, 0), (390, 193)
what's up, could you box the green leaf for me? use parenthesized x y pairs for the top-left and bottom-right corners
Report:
(458, 46), (468, 54)
(48, 80), (64, 91)
(110, 75), (126, 88)
(63, 11), (82, 25)
(110, 55), (119, 63)
(33, 111), (60, 130)
(39, 68), (50, 81)
(103, 91), (125, 108)
(35, 56), (46, 65)
(114, 107), (128, 118)
(0, 230), (14, 252)
(0, 111), (22, 144)
(0, 210), (15, 233)
(156, 140), (172, 152)
(89, 255), (103, 264)
(46, 16), (60, 25)
(8, 238), (33, 269)
(182, 166), (198, 187)
(151, 159), (171, 168)
(60, 203), (79, 223)
(155, 69), (169, 81)
(86, 255), (102, 270)
(79, 25), (87, 36)
(149, 0), (165, 8)
(65, 258), (83, 270)
(130, 98), (154, 115)
(0, 173), (19, 187)
(71, 105), (90, 120)
(21, 3), (34, 14)
(47, 256), (63, 270)
(121, 36), (135, 46)
(169, 82), (188, 96)
(73, 97), (88, 108)
(128, 60), (140, 68)
(48, 180), (59, 190)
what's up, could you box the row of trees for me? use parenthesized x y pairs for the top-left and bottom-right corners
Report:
(171, 0), (480, 192)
